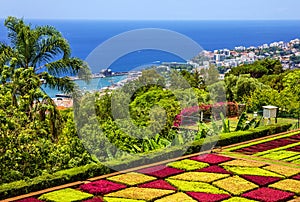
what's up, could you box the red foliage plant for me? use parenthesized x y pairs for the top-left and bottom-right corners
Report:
(173, 102), (238, 127)
(190, 154), (233, 164)
(16, 198), (42, 202)
(196, 165), (232, 174)
(138, 179), (177, 190)
(83, 197), (104, 202)
(137, 165), (184, 178)
(241, 175), (281, 186)
(187, 192), (231, 201)
(80, 180), (126, 195)
(242, 187), (294, 201)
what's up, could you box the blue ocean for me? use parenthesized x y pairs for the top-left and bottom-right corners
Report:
(0, 20), (300, 96)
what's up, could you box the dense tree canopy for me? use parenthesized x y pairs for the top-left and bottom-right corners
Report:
(227, 59), (283, 78)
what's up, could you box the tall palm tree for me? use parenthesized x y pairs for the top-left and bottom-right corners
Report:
(0, 16), (90, 95)
(0, 16), (91, 141)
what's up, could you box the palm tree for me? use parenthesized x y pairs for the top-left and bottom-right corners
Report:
(0, 16), (91, 141)
(0, 16), (90, 95)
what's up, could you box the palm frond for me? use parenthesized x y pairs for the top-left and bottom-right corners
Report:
(41, 72), (76, 93)
(32, 36), (71, 67)
(45, 57), (91, 78)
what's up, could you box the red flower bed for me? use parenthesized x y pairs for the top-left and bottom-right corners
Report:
(287, 145), (300, 152)
(190, 154), (233, 164)
(16, 198), (42, 202)
(187, 192), (231, 201)
(293, 174), (300, 180)
(138, 179), (177, 190)
(289, 134), (300, 140)
(83, 197), (103, 202)
(234, 138), (299, 154)
(137, 165), (184, 178)
(173, 102), (238, 127)
(241, 175), (281, 186)
(242, 187), (294, 201)
(80, 180), (126, 195)
(196, 165), (232, 174)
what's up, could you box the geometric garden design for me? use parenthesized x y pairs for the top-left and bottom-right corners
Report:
(11, 131), (300, 201)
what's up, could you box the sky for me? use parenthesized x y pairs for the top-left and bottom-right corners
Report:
(1, 0), (300, 20)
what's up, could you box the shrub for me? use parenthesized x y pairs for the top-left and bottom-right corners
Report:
(173, 102), (238, 127)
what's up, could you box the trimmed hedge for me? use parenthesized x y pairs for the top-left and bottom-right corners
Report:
(0, 122), (292, 199)
(0, 164), (111, 200)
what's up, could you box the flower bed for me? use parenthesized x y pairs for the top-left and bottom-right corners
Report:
(167, 159), (209, 171)
(138, 179), (177, 190)
(16, 198), (43, 202)
(80, 180), (126, 195)
(263, 165), (300, 177)
(220, 159), (267, 167)
(137, 165), (184, 178)
(103, 198), (145, 202)
(269, 179), (300, 195)
(83, 198), (103, 202)
(190, 154), (233, 164)
(166, 179), (228, 194)
(38, 188), (93, 202)
(7, 152), (300, 201)
(258, 150), (299, 160)
(241, 187), (294, 201)
(155, 192), (196, 202)
(241, 175), (281, 186)
(186, 192), (231, 201)
(107, 172), (156, 186)
(223, 166), (284, 178)
(212, 176), (258, 195)
(169, 172), (229, 183)
(173, 102), (238, 127)
(222, 197), (257, 202)
(104, 187), (174, 201)
(196, 165), (232, 174)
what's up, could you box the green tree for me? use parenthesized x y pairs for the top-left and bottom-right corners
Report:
(0, 16), (90, 96)
(227, 59), (283, 78)
(200, 65), (219, 85)
(0, 17), (91, 140)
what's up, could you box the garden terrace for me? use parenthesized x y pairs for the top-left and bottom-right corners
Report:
(4, 150), (300, 201)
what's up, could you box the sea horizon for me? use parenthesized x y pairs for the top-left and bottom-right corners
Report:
(1, 19), (299, 97)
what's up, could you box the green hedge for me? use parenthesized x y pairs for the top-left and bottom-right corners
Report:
(0, 164), (111, 200)
(0, 122), (292, 199)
